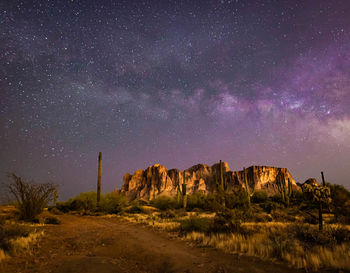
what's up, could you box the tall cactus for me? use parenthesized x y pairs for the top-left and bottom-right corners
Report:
(97, 152), (102, 207)
(277, 170), (292, 206)
(54, 189), (58, 206)
(177, 171), (187, 208)
(182, 171), (187, 208)
(243, 167), (251, 207)
(220, 160), (224, 191)
(288, 178), (293, 198)
(283, 173), (290, 207)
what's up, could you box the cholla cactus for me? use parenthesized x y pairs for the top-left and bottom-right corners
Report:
(303, 183), (331, 204)
(302, 182), (331, 231)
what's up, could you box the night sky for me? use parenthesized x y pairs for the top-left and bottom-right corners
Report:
(1, 0), (350, 200)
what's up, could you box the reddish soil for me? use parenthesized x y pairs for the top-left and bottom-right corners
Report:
(0, 214), (304, 273)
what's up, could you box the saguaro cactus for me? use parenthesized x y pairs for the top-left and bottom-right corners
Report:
(276, 170), (291, 206)
(97, 152), (102, 206)
(321, 171), (326, 186)
(182, 171), (187, 208)
(177, 171), (187, 208)
(288, 178), (293, 198)
(53, 189), (58, 206)
(243, 167), (251, 207)
(319, 171), (326, 230)
(220, 160), (224, 191)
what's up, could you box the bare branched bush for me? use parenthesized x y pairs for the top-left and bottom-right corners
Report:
(8, 173), (57, 221)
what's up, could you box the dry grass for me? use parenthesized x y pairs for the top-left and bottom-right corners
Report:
(9, 230), (44, 254)
(0, 249), (7, 261)
(120, 212), (350, 271)
(119, 213), (181, 231)
(185, 224), (350, 271)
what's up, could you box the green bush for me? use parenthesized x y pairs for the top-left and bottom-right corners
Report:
(99, 192), (129, 213)
(224, 187), (250, 209)
(56, 191), (129, 213)
(251, 191), (268, 203)
(186, 192), (208, 210)
(150, 196), (177, 211)
(179, 216), (211, 234)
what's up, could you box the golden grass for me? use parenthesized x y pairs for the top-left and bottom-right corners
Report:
(119, 213), (181, 231)
(119, 211), (350, 271)
(185, 228), (350, 271)
(0, 249), (7, 261)
(9, 230), (44, 254)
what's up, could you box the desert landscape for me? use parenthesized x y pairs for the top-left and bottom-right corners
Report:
(1, 0), (350, 272)
(1, 162), (349, 272)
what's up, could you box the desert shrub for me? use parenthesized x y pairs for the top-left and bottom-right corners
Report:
(55, 202), (70, 213)
(290, 224), (344, 247)
(179, 216), (211, 234)
(267, 230), (294, 259)
(328, 225), (350, 244)
(251, 190), (268, 203)
(186, 192), (208, 210)
(224, 187), (250, 210)
(202, 194), (222, 211)
(8, 173), (57, 221)
(44, 216), (61, 225)
(99, 192), (129, 213)
(271, 193), (283, 203)
(260, 201), (279, 213)
(150, 196), (177, 211)
(250, 212), (271, 222)
(48, 206), (63, 215)
(56, 191), (129, 213)
(329, 184), (350, 223)
(68, 191), (97, 211)
(210, 208), (250, 234)
(159, 210), (176, 219)
(125, 204), (144, 214)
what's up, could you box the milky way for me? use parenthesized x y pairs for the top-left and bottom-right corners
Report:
(1, 0), (350, 200)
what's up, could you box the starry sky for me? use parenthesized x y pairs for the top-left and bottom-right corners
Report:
(1, 0), (350, 200)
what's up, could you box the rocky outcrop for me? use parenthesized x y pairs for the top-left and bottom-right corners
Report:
(120, 162), (299, 200)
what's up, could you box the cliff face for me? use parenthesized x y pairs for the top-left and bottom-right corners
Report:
(120, 162), (298, 200)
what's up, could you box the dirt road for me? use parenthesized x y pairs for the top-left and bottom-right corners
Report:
(0, 214), (302, 273)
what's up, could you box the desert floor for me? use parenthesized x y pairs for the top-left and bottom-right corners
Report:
(1, 214), (307, 273)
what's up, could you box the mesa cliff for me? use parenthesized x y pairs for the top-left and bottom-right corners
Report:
(120, 162), (299, 200)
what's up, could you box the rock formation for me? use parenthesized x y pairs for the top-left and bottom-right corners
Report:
(120, 162), (299, 200)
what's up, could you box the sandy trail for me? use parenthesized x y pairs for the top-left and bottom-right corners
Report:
(0, 214), (302, 273)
